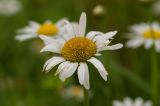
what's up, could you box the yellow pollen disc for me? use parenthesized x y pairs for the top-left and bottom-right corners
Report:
(37, 23), (58, 36)
(61, 37), (97, 62)
(143, 29), (160, 39)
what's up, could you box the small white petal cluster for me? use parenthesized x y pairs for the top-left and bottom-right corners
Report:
(0, 0), (21, 16)
(126, 22), (160, 52)
(40, 12), (123, 89)
(113, 97), (152, 106)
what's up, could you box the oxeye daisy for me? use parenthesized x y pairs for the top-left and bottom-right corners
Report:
(126, 22), (160, 52)
(40, 12), (123, 89)
(113, 97), (152, 106)
(15, 19), (68, 42)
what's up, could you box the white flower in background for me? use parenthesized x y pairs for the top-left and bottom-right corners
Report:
(0, 0), (21, 16)
(112, 97), (152, 106)
(40, 12), (123, 89)
(61, 86), (84, 101)
(92, 5), (106, 16)
(126, 22), (160, 52)
(15, 19), (68, 42)
(152, 0), (160, 14)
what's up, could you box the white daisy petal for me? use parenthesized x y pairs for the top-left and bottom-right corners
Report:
(112, 101), (123, 106)
(126, 38), (144, 48)
(15, 34), (36, 42)
(56, 18), (68, 28)
(112, 97), (152, 106)
(29, 21), (40, 28)
(144, 101), (152, 106)
(78, 12), (87, 36)
(144, 39), (153, 49)
(124, 97), (133, 106)
(134, 97), (143, 106)
(59, 62), (78, 81)
(39, 35), (57, 45)
(155, 40), (160, 52)
(88, 57), (108, 81)
(44, 57), (65, 72)
(72, 22), (79, 36)
(86, 31), (103, 40)
(95, 53), (102, 56)
(54, 61), (69, 76)
(16, 27), (37, 34)
(83, 64), (90, 89)
(77, 63), (85, 85)
(40, 43), (62, 53)
(63, 21), (75, 40)
(100, 43), (123, 51)
(94, 31), (118, 49)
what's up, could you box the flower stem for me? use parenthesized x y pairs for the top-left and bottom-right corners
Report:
(150, 48), (159, 106)
(83, 88), (90, 106)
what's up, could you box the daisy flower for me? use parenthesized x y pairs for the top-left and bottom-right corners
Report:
(0, 0), (21, 16)
(40, 12), (123, 89)
(126, 22), (160, 52)
(15, 19), (69, 42)
(113, 97), (152, 106)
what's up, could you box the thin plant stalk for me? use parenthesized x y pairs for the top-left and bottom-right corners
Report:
(83, 88), (90, 106)
(150, 48), (159, 106)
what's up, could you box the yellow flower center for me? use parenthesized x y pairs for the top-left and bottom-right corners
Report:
(61, 37), (97, 62)
(143, 29), (160, 39)
(37, 23), (58, 36)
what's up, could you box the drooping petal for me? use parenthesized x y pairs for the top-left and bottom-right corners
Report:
(86, 31), (103, 40)
(94, 31), (118, 49)
(93, 31), (117, 42)
(83, 63), (90, 89)
(78, 12), (86, 36)
(88, 57), (108, 81)
(43, 57), (65, 72)
(77, 63), (85, 85)
(59, 62), (78, 81)
(55, 61), (69, 76)
(99, 43), (123, 51)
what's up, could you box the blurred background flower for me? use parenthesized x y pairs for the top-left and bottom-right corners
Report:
(112, 97), (152, 106)
(0, 0), (22, 16)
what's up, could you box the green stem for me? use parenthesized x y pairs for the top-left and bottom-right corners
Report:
(150, 48), (159, 106)
(83, 88), (90, 106)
